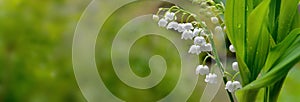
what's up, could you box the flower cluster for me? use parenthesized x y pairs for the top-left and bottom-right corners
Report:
(225, 45), (242, 92)
(154, 1), (241, 94)
(197, 0), (225, 35)
(153, 8), (218, 84)
(154, 4), (221, 84)
(197, 0), (224, 16)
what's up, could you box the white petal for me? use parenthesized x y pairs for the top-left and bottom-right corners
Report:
(210, 73), (218, 84)
(232, 62), (239, 71)
(229, 45), (235, 52)
(225, 81), (232, 89)
(211, 17), (219, 24)
(166, 21), (179, 30)
(196, 65), (203, 75)
(205, 73), (217, 84)
(215, 26), (223, 34)
(193, 28), (202, 36)
(199, 65), (209, 75)
(204, 74), (210, 83)
(202, 43), (212, 51)
(158, 18), (168, 27)
(225, 81), (235, 92)
(183, 23), (194, 30)
(181, 30), (193, 40)
(232, 81), (242, 90)
(188, 45), (201, 55)
(153, 15), (159, 21)
(165, 12), (175, 20)
(200, 30), (207, 36)
(194, 36), (206, 45)
(177, 24), (185, 32)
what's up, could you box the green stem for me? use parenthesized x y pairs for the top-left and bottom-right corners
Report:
(202, 54), (214, 65)
(186, 14), (193, 23)
(232, 72), (240, 81)
(224, 71), (233, 77)
(168, 6), (179, 12)
(207, 32), (224, 73)
(181, 13), (186, 23)
(264, 87), (269, 102)
(207, 30), (234, 102)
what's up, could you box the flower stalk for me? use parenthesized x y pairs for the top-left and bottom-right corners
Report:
(205, 28), (235, 102)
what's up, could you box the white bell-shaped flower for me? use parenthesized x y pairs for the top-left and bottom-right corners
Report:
(188, 45), (201, 55)
(225, 81), (242, 92)
(232, 81), (242, 90)
(225, 81), (234, 92)
(200, 30), (207, 36)
(193, 28), (202, 36)
(165, 12), (175, 20)
(211, 17), (219, 24)
(232, 62), (239, 71)
(196, 65), (209, 75)
(205, 73), (218, 84)
(183, 23), (194, 30)
(166, 21), (179, 30)
(153, 15), (159, 21)
(158, 18), (168, 27)
(215, 26), (223, 34)
(177, 23), (185, 32)
(229, 45), (235, 52)
(194, 36), (206, 45)
(202, 43), (212, 51)
(181, 30), (193, 40)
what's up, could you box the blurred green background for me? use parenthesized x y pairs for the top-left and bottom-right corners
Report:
(0, 0), (89, 101)
(0, 0), (299, 102)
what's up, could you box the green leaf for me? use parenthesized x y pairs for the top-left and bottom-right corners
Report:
(225, 0), (247, 59)
(268, 0), (281, 41)
(291, 6), (300, 29)
(268, 76), (286, 102)
(225, 0), (272, 85)
(246, 0), (270, 80)
(235, 89), (260, 102)
(236, 55), (251, 86)
(225, 0), (250, 85)
(262, 28), (300, 73)
(231, 1), (271, 101)
(253, 0), (263, 7)
(277, 0), (299, 42)
(242, 28), (300, 90)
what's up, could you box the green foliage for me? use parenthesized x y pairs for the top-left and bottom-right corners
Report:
(244, 28), (300, 90)
(246, 0), (270, 82)
(225, 0), (300, 101)
(277, 0), (299, 42)
(225, 0), (250, 85)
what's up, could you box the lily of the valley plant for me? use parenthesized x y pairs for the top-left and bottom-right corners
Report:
(154, 0), (300, 101)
